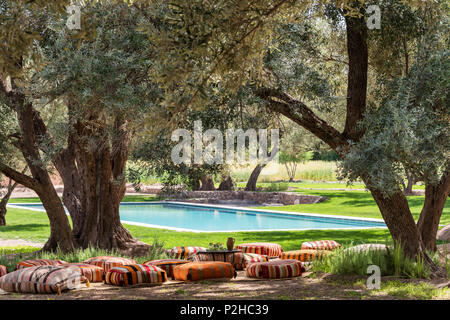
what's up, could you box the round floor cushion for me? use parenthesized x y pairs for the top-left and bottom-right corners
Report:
(173, 261), (237, 281)
(246, 259), (305, 279)
(243, 253), (269, 268)
(83, 256), (137, 272)
(143, 259), (189, 279)
(189, 252), (245, 270)
(62, 263), (105, 283)
(235, 243), (283, 258)
(105, 264), (167, 286)
(0, 265), (7, 278)
(0, 265), (88, 294)
(166, 246), (207, 259)
(281, 250), (331, 262)
(301, 240), (341, 251)
(16, 259), (68, 270)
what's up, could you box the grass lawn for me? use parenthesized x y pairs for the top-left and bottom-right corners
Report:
(3, 189), (448, 250)
(237, 181), (425, 190)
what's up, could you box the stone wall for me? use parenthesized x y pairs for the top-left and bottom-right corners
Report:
(164, 190), (327, 206)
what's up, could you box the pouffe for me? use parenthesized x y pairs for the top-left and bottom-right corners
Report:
(301, 240), (341, 251)
(62, 263), (105, 283)
(105, 264), (167, 286)
(173, 262), (237, 282)
(0, 265), (88, 294)
(281, 250), (331, 262)
(143, 259), (189, 279)
(235, 243), (283, 258)
(246, 259), (305, 279)
(83, 256), (136, 272)
(0, 265), (7, 277)
(166, 246), (207, 259)
(16, 259), (68, 270)
(189, 252), (245, 270)
(243, 253), (269, 268)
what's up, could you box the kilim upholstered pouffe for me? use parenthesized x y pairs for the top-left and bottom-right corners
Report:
(143, 259), (189, 280)
(0, 265), (88, 294)
(246, 259), (305, 279)
(281, 250), (331, 262)
(166, 246), (207, 259)
(301, 240), (341, 251)
(173, 262), (237, 282)
(189, 251), (245, 270)
(243, 253), (269, 268)
(62, 263), (105, 283)
(235, 243), (283, 258)
(83, 256), (136, 272)
(16, 259), (68, 270)
(105, 264), (167, 287)
(0, 265), (7, 277)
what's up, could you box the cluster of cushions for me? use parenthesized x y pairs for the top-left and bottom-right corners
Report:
(236, 243), (283, 258)
(166, 246), (207, 259)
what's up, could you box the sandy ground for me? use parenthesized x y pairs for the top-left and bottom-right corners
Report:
(0, 238), (43, 248)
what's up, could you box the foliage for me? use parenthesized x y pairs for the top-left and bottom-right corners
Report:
(265, 182), (289, 192)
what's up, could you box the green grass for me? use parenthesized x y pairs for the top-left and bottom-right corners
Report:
(372, 281), (450, 299)
(236, 181), (425, 190)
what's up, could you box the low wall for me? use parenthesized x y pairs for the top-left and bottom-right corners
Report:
(164, 190), (327, 206)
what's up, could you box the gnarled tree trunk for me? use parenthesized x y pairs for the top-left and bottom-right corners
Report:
(0, 177), (19, 226)
(245, 164), (266, 191)
(200, 175), (215, 191)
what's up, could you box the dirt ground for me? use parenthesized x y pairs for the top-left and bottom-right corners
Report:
(1, 270), (447, 300)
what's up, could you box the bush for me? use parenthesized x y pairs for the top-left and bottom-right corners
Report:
(265, 182), (289, 192)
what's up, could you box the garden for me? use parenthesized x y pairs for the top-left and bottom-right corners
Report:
(0, 0), (449, 303)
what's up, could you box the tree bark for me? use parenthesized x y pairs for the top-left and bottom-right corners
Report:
(245, 164), (266, 191)
(0, 177), (20, 226)
(218, 175), (234, 191)
(200, 175), (215, 191)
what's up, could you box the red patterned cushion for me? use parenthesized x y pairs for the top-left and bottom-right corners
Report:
(301, 240), (341, 251)
(142, 259), (188, 279)
(62, 263), (105, 283)
(105, 264), (167, 286)
(173, 262), (237, 281)
(246, 260), (305, 279)
(83, 256), (136, 272)
(166, 246), (207, 259)
(0, 265), (7, 277)
(16, 259), (68, 270)
(0, 265), (88, 294)
(189, 252), (245, 270)
(235, 243), (283, 258)
(281, 250), (331, 262)
(243, 253), (269, 267)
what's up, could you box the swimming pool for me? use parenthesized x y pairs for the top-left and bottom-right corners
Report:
(9, 201), (386, 232)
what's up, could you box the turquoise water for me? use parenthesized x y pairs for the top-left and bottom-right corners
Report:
(10, 202), (386, 232)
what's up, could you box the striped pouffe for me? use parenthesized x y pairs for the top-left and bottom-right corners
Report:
(0, 265), (7, 277)
(83, 256), (136, 272)
(281, 250), (331, 262)
(143, 259), (189, 279)
(243, 253), (269, 268)
(173, 262), (237, 282)
(235, 243), (283, 258)
(301, 240), (341, 251)
(166, 246), (207, 259)
(62, 263), (105, 283)
(0, 265), (88, 294)
(246, 259), (305, 279)
(189, 252), (245, 270)
(105, 264), (167, 286)
(16, 259), (68, 270)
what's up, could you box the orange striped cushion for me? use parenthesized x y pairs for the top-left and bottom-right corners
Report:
(243, 253), (269, 267)
(173, 262), (237, 281)
(189, 252), (245, 270)
(0, 265), (87, 294)
(105, 264), (167, 286)
(16, 259), (68, 270)
(246, 260), (305, 279)
(235, 243), (283, 257)
(0, 265), (7, 277)
(301, 240), (341, 251)
(83, 256), (136, 272)
(62, 263), (105, 283)
(281, 250), (331, 262)
(142, 259), (188, 279)
(166, 246), (207, 259)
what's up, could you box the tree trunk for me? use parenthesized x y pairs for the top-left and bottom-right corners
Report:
(245, 164), (266, 191)
(218, 175), (234, 191)
(0, 178), (19, 226)
(200, 175), (215, 191)
(417, 172), (450, 252)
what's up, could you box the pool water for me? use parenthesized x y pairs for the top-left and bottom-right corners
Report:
(9, 202), (386, 232)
